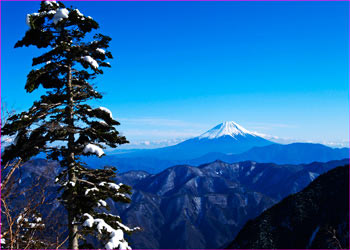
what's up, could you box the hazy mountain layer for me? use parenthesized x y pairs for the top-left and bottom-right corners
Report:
(86, 143), (349, 174)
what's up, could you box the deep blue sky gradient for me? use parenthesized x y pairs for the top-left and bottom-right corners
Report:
(1, 1), (349, 147)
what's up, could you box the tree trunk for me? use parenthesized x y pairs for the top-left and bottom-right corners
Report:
(66, 64), (79, 249)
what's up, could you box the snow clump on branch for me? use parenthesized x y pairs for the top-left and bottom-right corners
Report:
(82, 213), (132, 249)
(98, 107), (113, 118)
(53, 8), (69, 25)
(82, 55), (99, 69)
(83, 144), (104, 157)
(96, 48), (106, 54)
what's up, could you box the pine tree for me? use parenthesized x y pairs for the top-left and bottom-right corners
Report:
(2, 1), (139, 249)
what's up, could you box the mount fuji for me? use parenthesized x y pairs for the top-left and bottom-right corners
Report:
(84, 121), (348, 173)
(163, 121), (274, 160)
(112, 121), (274, 161)
(198, 121), (258, 139)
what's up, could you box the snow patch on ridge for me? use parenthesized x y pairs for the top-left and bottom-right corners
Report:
(308, 172), (319, 182)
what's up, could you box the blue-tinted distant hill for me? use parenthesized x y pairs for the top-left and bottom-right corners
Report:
(188, 142), (349, 166)
(86, 142), (348, 174)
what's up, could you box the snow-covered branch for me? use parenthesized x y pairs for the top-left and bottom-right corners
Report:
(82, 213), (132, 249)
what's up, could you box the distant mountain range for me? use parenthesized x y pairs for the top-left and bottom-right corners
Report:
(113, 159), (348, 248)
(228, 165), (349, 249)
(6, 158), (348, 249)
(84, 121), (348, 173)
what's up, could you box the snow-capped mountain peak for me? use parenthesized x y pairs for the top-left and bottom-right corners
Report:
(198, 121), (254, 139)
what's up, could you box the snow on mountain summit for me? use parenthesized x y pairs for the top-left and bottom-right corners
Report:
(198, 121), (255, 139)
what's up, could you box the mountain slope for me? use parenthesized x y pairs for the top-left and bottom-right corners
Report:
(116, 162), (276, 249)
(227, 165), (349, 249)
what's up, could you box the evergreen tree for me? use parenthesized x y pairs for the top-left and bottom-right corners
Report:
(2, 1), (139, 249)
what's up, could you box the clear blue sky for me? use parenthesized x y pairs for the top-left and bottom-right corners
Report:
(1, 1), (349, 148)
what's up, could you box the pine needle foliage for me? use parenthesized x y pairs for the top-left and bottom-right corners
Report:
(2, 1), (139, 249)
